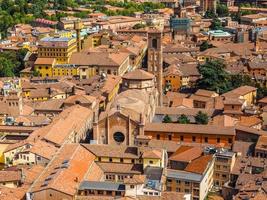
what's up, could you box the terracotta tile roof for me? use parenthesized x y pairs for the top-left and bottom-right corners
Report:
(155, 107), (217, 117)
(258, 96), (267, 104)
(166, 92), (189, 99)
(248, 61), (267, 70)
(28, 140), (58, 160)
(124, 175), (146, 184)
(148, 139), (181, 153)
(195, 89), (218, 98)
(190, 94), (213, 103)
(84, 161), (104, 181)
(170, 97), (193, 108)
(142, 149), (162, 159)
(30, 144), (96, 196)
(235, 125), (266, 136)
(0, 165), (44, 200)
(123, 69), (154, 80)
(223, 98), (244, 105)
(29, 89), (50, 98)
(22, 165), (45, 185)
(209, 115), (237, 127)
(0, 187), (27, 200)
(255, 135), (267, 151)
(163, 43), (199, 53)
(145, 123), (235, 136)
(178, 63), (200, 77)
(222, 86), (257, 98)
(185, 154), (213, 174)
(163, 53), (196, 65)
(169, 146), (203, 162)
(69, 51), (129, 67)
(33, 99), (64, 111)
(163, 64), (182, 77)
(43, 105), (92, 146)
(64, 94), (97, 105)
(15, 115), (50, 126)
(97, 162), (143, 174)
(134, 192), (188, 200)
(82, 144), (139, 159)
(238, 116), (262, 127)
(0, 170), (22, 182)
(34, 57), (55, 65)
(232, 141), (254, 156)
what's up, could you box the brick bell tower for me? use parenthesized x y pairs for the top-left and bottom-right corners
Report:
(147, 28), (163, 106)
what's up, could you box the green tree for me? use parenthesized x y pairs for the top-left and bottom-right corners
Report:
(163, 115), (172, 123)
(216, 4), (229, 17)
(204, 10), (216, 19)
(210, 18), (222, 30)
(177, 114), (190, 124)
(0, 57), (14, 77)
(197, 60), (231, 94)
(200, 41), (213, 52)
(195, 111), (209, 125)
(229, 74), (254, 89)
(33, 69), (40, 77)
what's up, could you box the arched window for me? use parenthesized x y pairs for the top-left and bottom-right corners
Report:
(152, 38), (157, 49)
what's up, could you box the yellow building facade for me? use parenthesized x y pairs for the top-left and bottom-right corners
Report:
(34, 35), (78, 78)
(37, 36), (77, 64)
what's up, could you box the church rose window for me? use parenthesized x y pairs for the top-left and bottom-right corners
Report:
(113, 132), (125, 143)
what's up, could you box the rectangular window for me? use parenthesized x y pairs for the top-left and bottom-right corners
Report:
(192, 136), (196, 142)
(228, 138), (233, 144)
(185, 189), (190, 193)
(168, 134), (172, 141)
(180, 136), (184, 141)
(156, 134), (160, 140)
(204, 137), (208, 143)
(217, 138), (221, 143)
(185, 181), (190, 186)
(130, 185), (134, 189)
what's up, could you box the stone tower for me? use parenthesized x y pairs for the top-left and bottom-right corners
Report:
(74, 19), (83, 52)
(147, 28), (163, 106)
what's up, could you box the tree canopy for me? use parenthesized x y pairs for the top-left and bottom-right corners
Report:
(195, 111), (209, 125)
(0, 49), (27, 77)
(216, 4), (229, 17)
(210, 18), (222, 30)
(163, 115), (172, 123)
(200, 41), (214, 52)
(196, 59), (267, 99)
(197, 60), (231, 94)
(177, 114), (190, 124)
